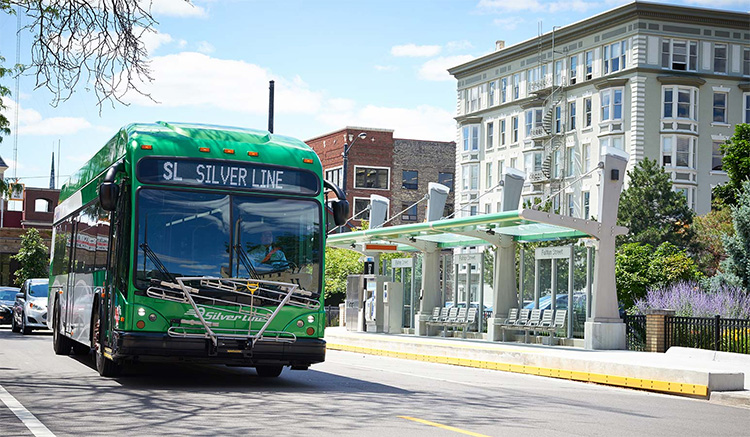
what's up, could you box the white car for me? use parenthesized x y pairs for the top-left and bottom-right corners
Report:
(12, 278), (49, 335)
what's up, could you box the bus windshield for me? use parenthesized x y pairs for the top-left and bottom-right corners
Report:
(135, 188), (321, 296)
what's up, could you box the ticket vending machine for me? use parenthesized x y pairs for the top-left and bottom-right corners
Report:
(346, 275), (389, 332)
(383, 281), (403, 334)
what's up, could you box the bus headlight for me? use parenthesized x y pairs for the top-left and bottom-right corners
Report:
(307, 315), (315, 324)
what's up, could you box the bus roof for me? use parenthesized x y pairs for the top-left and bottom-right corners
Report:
(59, 122), (318, 202)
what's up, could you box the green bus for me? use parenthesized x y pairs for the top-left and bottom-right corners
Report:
(47, 122), (349, 377)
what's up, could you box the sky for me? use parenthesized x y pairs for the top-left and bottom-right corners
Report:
(0, 0), (747, 188)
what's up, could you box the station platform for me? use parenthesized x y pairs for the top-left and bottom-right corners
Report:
(324, 327), (750, 406)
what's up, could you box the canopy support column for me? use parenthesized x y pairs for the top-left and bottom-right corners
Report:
(415, 247), (441, 336)
(488, 234), (516, 341)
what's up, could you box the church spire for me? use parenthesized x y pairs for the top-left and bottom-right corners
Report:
(50, 151), (55, 189)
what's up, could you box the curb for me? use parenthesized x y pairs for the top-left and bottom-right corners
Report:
(328, 342), (710, 398)
(710, 391), (750, 409)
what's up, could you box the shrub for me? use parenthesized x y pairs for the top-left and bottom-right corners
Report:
(634, 281), (750, 319)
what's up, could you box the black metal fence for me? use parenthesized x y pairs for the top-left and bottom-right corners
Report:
(624, 314), (647, 351)
(666, 315), (750, 355)
(324, 306), (340, 327)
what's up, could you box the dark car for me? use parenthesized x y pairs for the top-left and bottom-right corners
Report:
(0, 287), (20, 325)
(12, 279), (49, 334)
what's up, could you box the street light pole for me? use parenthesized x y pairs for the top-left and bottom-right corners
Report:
(340, 132), (367, 202)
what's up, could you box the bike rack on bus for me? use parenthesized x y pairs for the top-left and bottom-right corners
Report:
(145, 276), (320, 351)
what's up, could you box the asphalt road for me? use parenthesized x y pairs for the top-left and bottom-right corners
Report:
(1, 326), (749, 437)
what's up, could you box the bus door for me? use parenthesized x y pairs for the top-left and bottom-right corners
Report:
(68, 206), (104, 345)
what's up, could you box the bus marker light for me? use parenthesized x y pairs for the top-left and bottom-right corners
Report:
(296, 320), (304, 327)
(306, 327), (315, 335)
(223, 149), (235, 154)
(149, 314), (157, 322)
(141, 145), (153, 150)
(120, 317), (125, 322)
(307, 315), (315, 323)
(199, 147), (210, 153)
(138, 307), (146, 317)
(247, 151), (259, 157)
(303, 158), (313, 164)
(136, 320), (145, 329)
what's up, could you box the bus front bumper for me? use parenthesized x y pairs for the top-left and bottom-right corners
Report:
(111, 331), (326, 366)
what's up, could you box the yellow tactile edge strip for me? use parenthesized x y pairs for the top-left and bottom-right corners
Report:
(328, 343), (709, 398)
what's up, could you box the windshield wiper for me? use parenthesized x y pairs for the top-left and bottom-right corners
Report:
(140, 242), (176, 282)
(233, 244), (260, 279)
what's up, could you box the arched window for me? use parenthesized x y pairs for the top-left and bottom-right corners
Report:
(35, 198), (50, 213)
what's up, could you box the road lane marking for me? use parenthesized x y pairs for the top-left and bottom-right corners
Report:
(0, 385), (56, 437)
(398, 416), (490, 437)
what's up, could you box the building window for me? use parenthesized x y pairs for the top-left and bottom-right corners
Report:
(402, 170), (418, 190)
(583, 143), (591, 172)
(468, 86), (479, 112)
(525, 109), (542, 137)
(34, 198), (50, 212)
(487, 121), (494, 149)
(354, 166), (390, 189)
(744, 47), (750, 76)
(462, 125), (479, 151)
(744, 93), (750, 123)
(512, 73), (520, 100)
(401, 203), (418, 222)
(714, 44), (727, 74)
(353, 198), (371, 221)
(600, 88), (623, 121)
(662, 86), (698, 120)
(500, 77), (508, 103)
(600, 136), (624, 151)
(566, 147), (575, 177)
(510, 157), (517, 169)
(584, 97), (592, 127)
(470, 205), (478, 216)
(661, 39), (697, 71)
(569, 55), (578, 85)
(661, 135), (696, 169)
(438, 172), (454, 190)
(712, 141), (724, 172)
(498, 160), (504, 180)
(674, 186), (696, 211)
(554, 106), (562, 133)
(324, 166), (343, 188)
(582, 191), (590, 219)
(489, 81), (496, 107)
(462, 164), (479, 191)
(554, 60), (564, 86)
(553, 149), (562, 179)
(567, 193), (575, 217)
(500, 119), (506, 146)
(568, 102), (576, 131)
(603, 40), (627, 74)
(486, 162), (493, 188)
(511, 116), (519, 143)
(713, 92), (728, 124)
(585, 51), (594, 80)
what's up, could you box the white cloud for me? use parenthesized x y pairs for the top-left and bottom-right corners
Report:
(391, 44), (442, 58)
(374, 65), (398, 72)
(477, 0), (597, 13)
(682, 0), (750, 6)
(3, 99), (92, 136)
(196, 41), (215, 54)
(140, 29), (174, 53)
(446, 40), (474, 52)
(418, 55), (474, 81)
(125, 52), (324, 114)
(317, 104), (456, 141)
(148, 0), (207, 18)
(493, 17), (524, 31)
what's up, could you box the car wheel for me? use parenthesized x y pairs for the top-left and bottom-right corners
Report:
(52, 302), (74, 355)
(255, 365), (283, 378)
(11, 314), (20, 333)
(93, 307), (122, 377)
(21, 312), (32, 335)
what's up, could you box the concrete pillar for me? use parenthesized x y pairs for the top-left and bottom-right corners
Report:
(645, 309), (675, 353)
(415, 248), (441, 336)
(487, 234), (517, 341)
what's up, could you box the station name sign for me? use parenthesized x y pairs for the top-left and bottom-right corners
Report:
(137, 158), (319, 195)
(535, 246), (572, 260)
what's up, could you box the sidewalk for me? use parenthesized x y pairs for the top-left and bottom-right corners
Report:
(324, 327), (750, 407)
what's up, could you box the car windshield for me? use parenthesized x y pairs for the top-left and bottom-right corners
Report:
(135, 188), (322, 296)
(28, 283), (49, 298)
(0, 290), (17, 301)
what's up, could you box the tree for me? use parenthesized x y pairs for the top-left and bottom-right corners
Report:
(11, 228), (49, 285)
(713, 124), (750, 207)
(617, 157), (695, 249)
(0, 0), (190, 141)
(716, 180), (750, 290)
(691, 207), (733, 276)
(324, 247), (362, 305)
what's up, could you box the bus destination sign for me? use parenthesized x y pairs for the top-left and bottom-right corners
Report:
(137, 158), (319, 195)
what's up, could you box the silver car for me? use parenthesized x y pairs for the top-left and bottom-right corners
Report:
(12, 279), (49, 335)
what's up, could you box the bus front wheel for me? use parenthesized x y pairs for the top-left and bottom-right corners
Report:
(255, 365), (283, 378)
(93, 309), (122, 377)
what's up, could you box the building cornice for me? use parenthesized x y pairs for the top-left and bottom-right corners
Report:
(595, 78), (630, 90)
(657, 75), (707, 87)
(739, 83), (750, 92)
(448, 2), (749, 80)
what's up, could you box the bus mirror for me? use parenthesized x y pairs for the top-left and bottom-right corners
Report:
(99, 182), (120, 211)
(331, 199), (349, 226)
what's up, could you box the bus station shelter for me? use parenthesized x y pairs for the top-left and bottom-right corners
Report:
(327, 148), (630, 350)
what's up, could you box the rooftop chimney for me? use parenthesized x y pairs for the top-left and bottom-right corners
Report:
(495, 40), (505, 51)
